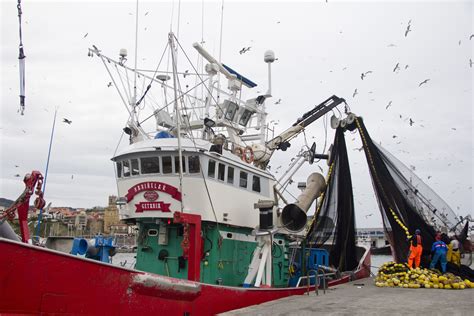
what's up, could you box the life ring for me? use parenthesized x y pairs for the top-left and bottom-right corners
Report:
(242, 146), (254, 164)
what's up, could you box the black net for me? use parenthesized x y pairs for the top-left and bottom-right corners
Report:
(303, 116), (473, 280)
(305, 127), (358, 271)
(354, 117), (473, 280)
(355, 117), (437, 264)
(374, 142), (464, 235)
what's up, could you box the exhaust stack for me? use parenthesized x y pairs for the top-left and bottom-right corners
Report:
(281, 172), (326, 232)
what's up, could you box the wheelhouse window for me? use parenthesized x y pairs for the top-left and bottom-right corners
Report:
(224, 100), (239, 121)
(162, 156), (172, 174)
(188, 155), (200, 174)
(218, 163), (225, 181)
(116, 162), (122, 178)
(141, 157), (160, 174)
(175, 156), (186, 174)
(239, 171), (248, 188)
(131, 158), (139, 176)
(208, 160), (216, 178)
(239, 109), (253, 126)
(252, 175), (261, 192)
(123, 160), (130, 177)
(227, 167), (234, 184)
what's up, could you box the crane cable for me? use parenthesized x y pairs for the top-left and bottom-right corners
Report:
(17, 0), (26, 115)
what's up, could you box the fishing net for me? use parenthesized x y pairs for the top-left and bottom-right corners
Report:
(304, 116), (473, 279)
(305, 127), (358, 271)
(355, 117), (437, 264)
(374, 142), (463, 235)
(355, 117), (473, 280)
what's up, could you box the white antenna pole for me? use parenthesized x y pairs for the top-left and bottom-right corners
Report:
(133, 0), (139, 117)
(217, 0), (225, 101)
(169, 32), (185, 212)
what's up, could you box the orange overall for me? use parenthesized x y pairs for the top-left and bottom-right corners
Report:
(408, 234), (422, 268)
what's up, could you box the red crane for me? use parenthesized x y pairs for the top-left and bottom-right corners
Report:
(0, 171), (46, 242)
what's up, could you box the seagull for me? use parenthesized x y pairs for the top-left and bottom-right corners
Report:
(387, 43), (397, 47)
(458, 40), (462, 45)
(276, 21), (281, 24)
(354, 146), (364, 152)
(360, 71), (372, 80)
(342, 67), (347, 71)
(393, 63), (400, 72)
(352, 88), (358, 98)
(404, 24), (411, 37)
(274, 99), (282, 105)
(392, 135), (397, 138)
(365, 214), (373, 219)
(386, 101), (392, 109)
(428, 176), (432, 179)
(470, 59), (473, 68)
(409, 118), (414, 126)
(107, 82), (112, 87)
(144, 11), (149, 16)
(14, 174), (20, 177)
(239, 47), (251, 54)
(83, 33), (88, 38)
(63, 118), (72, 124)
(418, 79), (430, 87)
(405, 64), (409, 69)
(71, 175), (74, 180)
(22, 130), (26, 133)
(15, 165), (19, 168)
(451, 127), (457, 130)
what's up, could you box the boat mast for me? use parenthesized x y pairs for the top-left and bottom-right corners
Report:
(169, 32), (185, 212)
(132, 0), (139, 121)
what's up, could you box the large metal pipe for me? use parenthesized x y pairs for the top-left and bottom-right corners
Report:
(78, 238), (99, 256)
(281, 172), (326, 232)
(0, 221), (21, 241)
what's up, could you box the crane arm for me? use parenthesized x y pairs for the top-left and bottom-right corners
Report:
(266, 95), (345, 151)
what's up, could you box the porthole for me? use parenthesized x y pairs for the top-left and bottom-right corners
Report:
(226, 233), (233, 238)
(148, 229), (158, 236)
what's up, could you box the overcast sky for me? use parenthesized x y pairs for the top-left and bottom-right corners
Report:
(1, 0), (472, 228)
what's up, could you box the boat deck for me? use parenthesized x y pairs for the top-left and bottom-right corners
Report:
(221, 277), (473, 315)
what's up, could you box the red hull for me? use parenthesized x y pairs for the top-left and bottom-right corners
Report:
(0, 239), (370, 315)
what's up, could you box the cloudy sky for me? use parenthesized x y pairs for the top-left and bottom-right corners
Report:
(1, 0), (472, 228)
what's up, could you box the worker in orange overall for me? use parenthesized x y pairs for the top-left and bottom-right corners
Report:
(407, 229), (423, 269)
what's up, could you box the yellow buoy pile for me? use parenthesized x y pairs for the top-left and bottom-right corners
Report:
(374, 261), (473, 289)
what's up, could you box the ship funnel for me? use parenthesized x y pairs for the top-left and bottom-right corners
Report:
(281, 172), (326, 232)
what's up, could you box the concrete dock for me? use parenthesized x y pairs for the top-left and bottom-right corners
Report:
(222, 278), (473, 316)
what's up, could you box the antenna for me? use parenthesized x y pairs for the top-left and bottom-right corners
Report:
(264, 50), (275, 96)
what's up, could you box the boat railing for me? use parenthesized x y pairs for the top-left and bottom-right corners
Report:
(296, 267), (335, 295)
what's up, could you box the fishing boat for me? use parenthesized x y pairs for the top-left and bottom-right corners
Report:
(0, 24), (371, 314)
